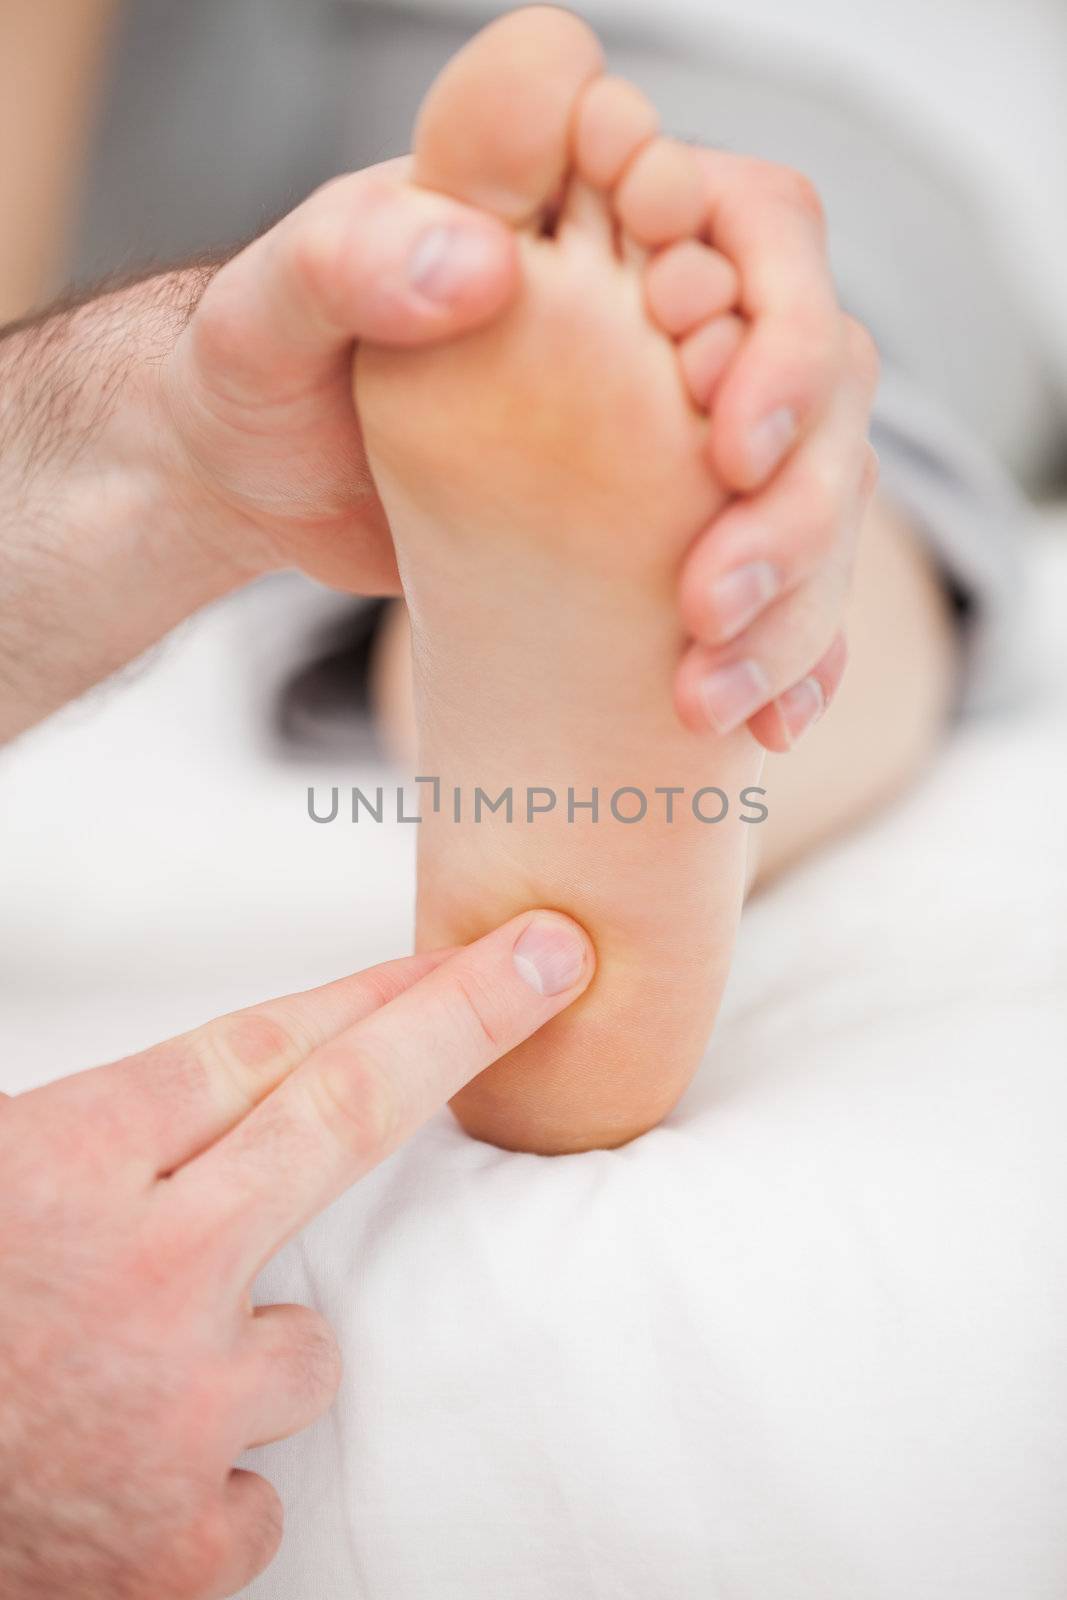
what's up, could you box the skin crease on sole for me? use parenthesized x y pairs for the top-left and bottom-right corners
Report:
(356, 7), (768, 1154)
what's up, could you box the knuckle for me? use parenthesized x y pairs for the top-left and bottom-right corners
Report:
(304, 172), (356, 208)
(770, 166), (827, 228)
(797, 465), (843, 542)
(775, 321), (840, 401)
(286, 213), (345, 316)
(845, 316), (881, 391)
(449, 968), (509, 1053)
(242, 1479), (286, 1575)
(283, 175), (392, 320)
(192, 1008), (311, 1115)
(816, 629), (848, 682)
(861, 442), (881, 498)
(284, 1312), (343, 1402)
(784, 581), (832, 645)
(309, 1046), (399, 1161)
(146, 1498), (235, 1600)
(307, 169), (390, 212)
(201, 1476), (284, 1590)
(778, 597), (842, 680)
(354, 962), (415, 1013)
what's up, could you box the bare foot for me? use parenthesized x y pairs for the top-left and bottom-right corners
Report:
(356, 6), (764, 1153)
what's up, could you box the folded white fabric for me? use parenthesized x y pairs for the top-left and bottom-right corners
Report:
(1, 538), (1065, 1600)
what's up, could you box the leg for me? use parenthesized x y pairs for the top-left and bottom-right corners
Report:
(751, 494), (957, 886)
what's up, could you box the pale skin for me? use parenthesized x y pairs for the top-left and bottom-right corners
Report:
(356, 7), (955, 1153)
(0, 911), (594, 1599)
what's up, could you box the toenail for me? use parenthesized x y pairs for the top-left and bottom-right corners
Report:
(407, 225), (500, 303)
(775, 675), (826, 747)
(699, 658), (772, 735)
(710, 561), (780, 640)
(513, 916), (588, 998)
(747, 407), (798, 482)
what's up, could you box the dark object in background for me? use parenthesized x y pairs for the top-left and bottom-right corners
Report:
(274, 597), (389, 756)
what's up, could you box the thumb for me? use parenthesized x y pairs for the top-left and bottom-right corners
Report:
(184, 160), (519, 406)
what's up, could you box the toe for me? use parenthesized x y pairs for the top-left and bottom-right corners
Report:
(413, 6), (604, 226)
(678, 315), (745, 410)
(646, 241), (738, 337)
(615, 138), (706, 248)
(573, 76), (659, 189)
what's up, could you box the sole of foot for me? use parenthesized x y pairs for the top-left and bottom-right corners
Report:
(357, 6), (764, 1154)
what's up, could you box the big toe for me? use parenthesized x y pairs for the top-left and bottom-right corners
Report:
(413, 6), (604, 225)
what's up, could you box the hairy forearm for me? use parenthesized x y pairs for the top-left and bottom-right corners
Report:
(0, 268), (248, 743)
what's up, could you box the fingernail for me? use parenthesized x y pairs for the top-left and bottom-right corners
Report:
(710, 560), (780, 639)
(700, 658), (772, 734)
(747, 407), (798, 481)
(776, 676), (826, 747)
(408, 225), (497, 304)
(513, 916), (587, 997)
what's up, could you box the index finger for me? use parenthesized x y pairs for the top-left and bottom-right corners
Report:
(10, 947), (457, 1181)
(696, 150), (844, 490)
(170, 912), (594, 1280)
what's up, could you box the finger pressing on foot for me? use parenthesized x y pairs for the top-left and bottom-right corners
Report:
(645, 240), (738, 337)
(748, 632), (849, 751)
(674, 568), (848, 740)
(678, 367), (877, 645)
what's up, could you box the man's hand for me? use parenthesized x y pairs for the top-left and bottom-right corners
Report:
(674, 152), (881, 751)
(162, 159), (520, 595)
(0, 911), (592, 1600)
(0, 161), (518, 741)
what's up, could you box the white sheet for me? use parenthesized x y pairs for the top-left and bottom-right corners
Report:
(2, 532), (1065, 1599)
